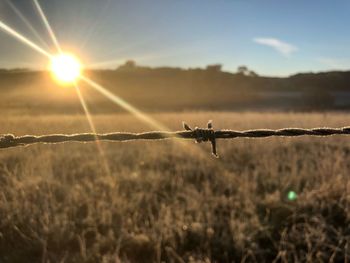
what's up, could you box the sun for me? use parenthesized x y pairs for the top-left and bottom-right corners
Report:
(50, 53), (82, 84)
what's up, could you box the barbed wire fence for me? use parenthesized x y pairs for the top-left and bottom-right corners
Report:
(1, 121), (350, 157)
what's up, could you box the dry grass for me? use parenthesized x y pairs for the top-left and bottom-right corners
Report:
(0, 111), (349, 262)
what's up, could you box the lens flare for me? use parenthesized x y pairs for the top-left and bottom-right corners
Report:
(50, 54), (82, 84)
(287, 191), (298, 201)
(5, 0), (50, 51)
(0, 8), (210, 160)
(74, 84), (111, 175)
(0, 20), (51, 58)
(33, 0), (61, 52)
(80, 76), (169, 131)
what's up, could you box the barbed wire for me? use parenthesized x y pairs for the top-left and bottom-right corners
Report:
(1, 121), (349, 157)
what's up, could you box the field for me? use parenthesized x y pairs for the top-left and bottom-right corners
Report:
(0, 111), (349, 262)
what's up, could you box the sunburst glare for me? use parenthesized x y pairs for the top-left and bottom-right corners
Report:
(5, 0), (50, 51)
(80, 76), (170, 131)
(33, 0), (61, 52)
(0, 4), (200, 150)
(74, 84), (111, 175)
(50, 53), (82, 84)
(0, 20), (51, 58)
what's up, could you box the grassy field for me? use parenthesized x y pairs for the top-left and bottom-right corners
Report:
(0, 111), (349, 262)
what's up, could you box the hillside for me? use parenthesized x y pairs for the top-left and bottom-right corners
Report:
(0, 63), (350, 114)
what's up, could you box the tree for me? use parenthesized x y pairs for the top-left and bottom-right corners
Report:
(248, 70), (258, 77)
(206, 64), (222, 72)
(237, 65), (258, 77)
(118, 60), (137, 71)
(237, 65), (249, 75)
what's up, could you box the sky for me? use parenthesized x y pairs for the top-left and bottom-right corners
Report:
(0, 0), (349, 76)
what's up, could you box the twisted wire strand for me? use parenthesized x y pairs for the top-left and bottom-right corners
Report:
(1, 121), (349, 157)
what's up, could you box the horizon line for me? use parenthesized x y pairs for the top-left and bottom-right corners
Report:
(0, 65), (349, 79)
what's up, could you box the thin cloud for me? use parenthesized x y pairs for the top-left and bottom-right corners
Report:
(317, 57), (350, 70)
(253, 37), (298, 57)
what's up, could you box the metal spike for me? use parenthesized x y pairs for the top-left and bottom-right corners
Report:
(182, 122), (192, 131)
(208, 120), (213, 129)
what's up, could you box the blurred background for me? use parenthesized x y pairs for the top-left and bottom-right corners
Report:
(0, 0), (350, 114)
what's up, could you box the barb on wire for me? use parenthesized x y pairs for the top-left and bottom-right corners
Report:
(183, 120), (218, 157)
(1, 121), (350, 157)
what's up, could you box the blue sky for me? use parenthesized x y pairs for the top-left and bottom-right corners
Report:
(0, 0), (349, 76)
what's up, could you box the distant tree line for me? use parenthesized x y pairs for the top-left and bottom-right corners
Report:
(0, 61), (349, 112)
